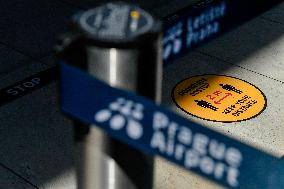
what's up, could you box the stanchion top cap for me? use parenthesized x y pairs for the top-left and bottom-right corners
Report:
(73, 2), (161, 46)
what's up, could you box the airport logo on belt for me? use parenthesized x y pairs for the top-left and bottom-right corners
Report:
(93, 98), (243, 187)
(95, 98), (144, 140)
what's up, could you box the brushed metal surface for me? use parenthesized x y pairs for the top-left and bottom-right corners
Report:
(75, 39), (162, 189)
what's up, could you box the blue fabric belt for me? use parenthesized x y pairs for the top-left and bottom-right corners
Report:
(60, 62), (284, 189)
(162, 0), (282, 64)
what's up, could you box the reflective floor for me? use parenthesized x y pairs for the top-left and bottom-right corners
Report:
(0, 1), (283, 189)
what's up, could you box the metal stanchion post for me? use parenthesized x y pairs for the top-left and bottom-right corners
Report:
(57, 2), (162, 189)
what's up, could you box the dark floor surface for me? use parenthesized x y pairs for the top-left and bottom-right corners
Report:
(0, 1), (283, 189)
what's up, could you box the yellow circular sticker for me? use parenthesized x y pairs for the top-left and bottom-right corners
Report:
(172, 75), (267, 123)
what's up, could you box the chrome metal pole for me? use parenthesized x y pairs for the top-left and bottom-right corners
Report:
(57, 2), (162, 189)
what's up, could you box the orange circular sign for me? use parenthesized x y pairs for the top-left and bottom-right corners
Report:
(172, 75), (267, 123)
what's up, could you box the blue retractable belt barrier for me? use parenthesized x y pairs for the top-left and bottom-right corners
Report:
(162, 0), (282, 64)
(60, 62), (284, 189)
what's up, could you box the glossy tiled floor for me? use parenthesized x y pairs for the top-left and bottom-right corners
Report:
(0, 1), (283, 189)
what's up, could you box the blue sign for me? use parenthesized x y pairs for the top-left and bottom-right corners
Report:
(60, 62), (284, 189)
